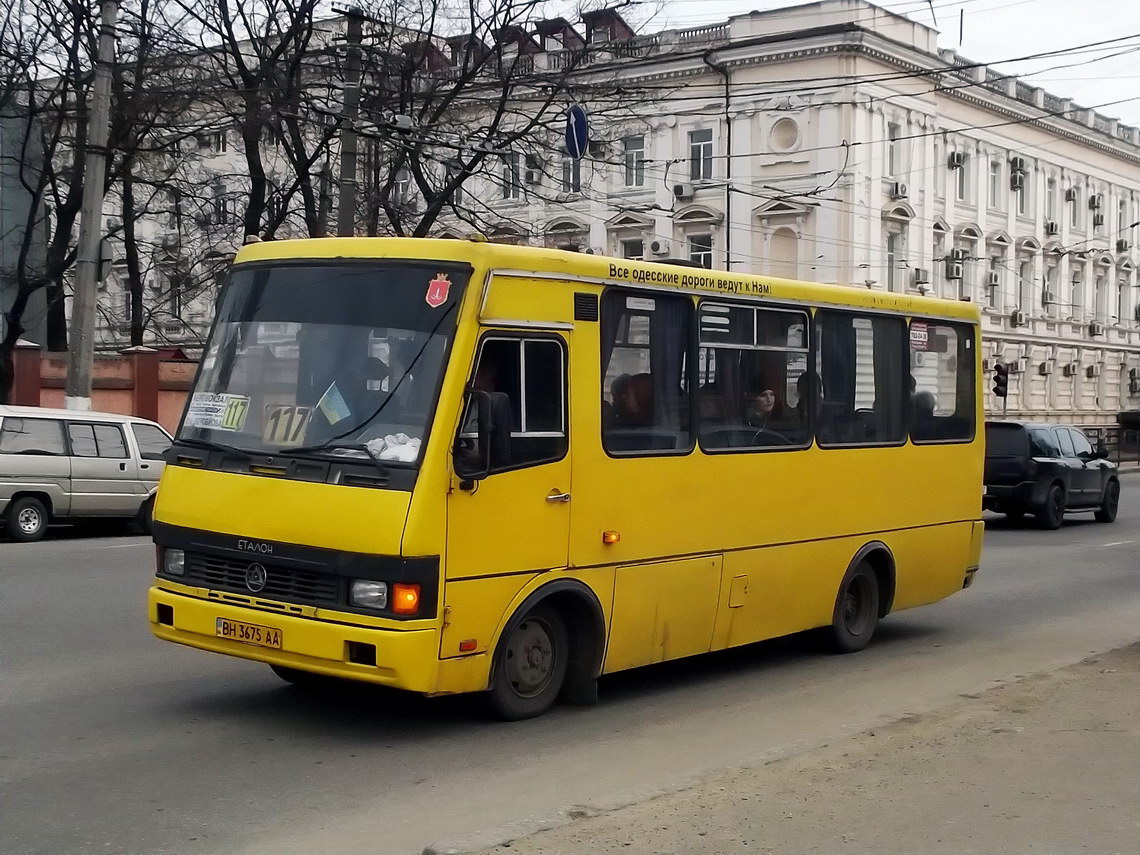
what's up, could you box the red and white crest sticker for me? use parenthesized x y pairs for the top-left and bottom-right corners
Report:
(425, 273), (451, 308)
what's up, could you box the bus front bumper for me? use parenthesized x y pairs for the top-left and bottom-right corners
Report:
(148, 586), (443, 693)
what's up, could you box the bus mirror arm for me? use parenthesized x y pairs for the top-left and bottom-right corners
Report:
(456, 389), (511, 488)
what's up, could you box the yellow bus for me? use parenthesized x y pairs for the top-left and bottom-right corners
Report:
(148, 237), (983, 719)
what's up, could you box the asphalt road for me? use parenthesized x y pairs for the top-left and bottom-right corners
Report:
(3, 485), (1139, 855)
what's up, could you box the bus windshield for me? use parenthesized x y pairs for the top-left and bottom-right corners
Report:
(179, 261), (469, 464)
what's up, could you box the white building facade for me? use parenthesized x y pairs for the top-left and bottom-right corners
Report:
(470, 0), (1140, 426)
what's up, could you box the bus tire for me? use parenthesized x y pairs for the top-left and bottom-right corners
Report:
(269, 664), (326, 687)
(827, 561), (880, 654)
(486, 603), (569, 721)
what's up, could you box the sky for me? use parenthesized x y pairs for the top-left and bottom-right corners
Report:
(629, 0), (1140, 127)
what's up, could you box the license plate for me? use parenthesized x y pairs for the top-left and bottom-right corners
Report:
(215, 617), (282, 649)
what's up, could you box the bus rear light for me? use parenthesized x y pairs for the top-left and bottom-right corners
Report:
(392, 583), (421, 615)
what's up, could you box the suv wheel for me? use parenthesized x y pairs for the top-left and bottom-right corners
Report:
(6, 496), (49, 543)
(1036, 484), (1065, 530)
(1095, 480), (1120, 523)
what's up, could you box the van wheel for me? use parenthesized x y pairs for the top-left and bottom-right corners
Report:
(1095, 480), (1120, 523)
(827, 561), (880, 654)
(1036, 484), (1065, 530)
(6, 497), (49, 543)
(487, 604), (569, 720)
(136, 496), (155, 535)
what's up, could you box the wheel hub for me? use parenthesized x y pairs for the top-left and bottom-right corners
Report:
(506, 619), (554, 699)
(17, 508), (40, 534)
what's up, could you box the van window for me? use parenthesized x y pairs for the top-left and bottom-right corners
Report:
(0, 418), (66, 456)
(68, 423), (128, 459)
(910, 321), (975, 443)
(132, 424), (172, 461)
(601, 291), (693, 454)
(984, 423), (1026, 456)
(816, 311), (907, 445)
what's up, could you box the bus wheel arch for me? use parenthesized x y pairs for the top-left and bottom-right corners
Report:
(488, 579), (606, 715)
(848, 541), (895, 619)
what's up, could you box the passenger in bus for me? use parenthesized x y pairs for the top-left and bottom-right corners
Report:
(603, 374), (632, 428)
(744, 381), (777, 430)
(613, 373), (654, 427)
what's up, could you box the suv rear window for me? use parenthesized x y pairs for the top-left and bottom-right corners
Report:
(985, 423), (1026, 456)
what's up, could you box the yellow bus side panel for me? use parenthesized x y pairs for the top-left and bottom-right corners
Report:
(439, 573), (539, 659)
(889, 521), (975, 610)
(481, 276), (575, 325)
(604, 555), (722, 673)
(712, 540), (846, 651)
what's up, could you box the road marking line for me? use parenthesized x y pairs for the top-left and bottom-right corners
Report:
(95, 542), (151, 549)
(1102, 540), (1134, 547)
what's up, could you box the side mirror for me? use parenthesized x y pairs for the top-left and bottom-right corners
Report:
(453, 389), (511, 486)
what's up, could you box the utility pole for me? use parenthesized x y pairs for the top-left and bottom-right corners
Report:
(336, 7), (365, 237)
(66, 0), (118, 410)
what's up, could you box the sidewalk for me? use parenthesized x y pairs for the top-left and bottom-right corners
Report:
(465, 644), (1140, 855)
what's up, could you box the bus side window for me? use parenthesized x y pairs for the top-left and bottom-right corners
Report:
(816, 311), (907, 446)
(459, 336), (567, 473)
(601, 291), (694, 455)
(909, 321), (976, 443)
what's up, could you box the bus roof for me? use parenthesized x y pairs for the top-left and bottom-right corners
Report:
(233, 237), (981, 323)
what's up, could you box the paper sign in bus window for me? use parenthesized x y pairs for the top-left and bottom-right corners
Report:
(263, 405), (313, 446)
(317, 382), (351, 425)
(185, 393), (250, 431)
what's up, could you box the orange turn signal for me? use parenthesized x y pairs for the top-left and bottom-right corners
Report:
(459, 639), (477, 652)
(392, 583), (421, 615)
(602, 530), (621, 544)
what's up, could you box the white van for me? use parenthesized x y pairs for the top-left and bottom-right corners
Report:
(0, 405), (172, 542)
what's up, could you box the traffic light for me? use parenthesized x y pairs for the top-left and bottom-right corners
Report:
(992, 362), (1009, 398)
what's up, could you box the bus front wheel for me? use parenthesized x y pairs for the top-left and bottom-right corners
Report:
(487, 604), (569, 721)
(827, 561), (880, 654)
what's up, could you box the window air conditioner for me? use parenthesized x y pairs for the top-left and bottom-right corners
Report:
(890, 181), (908, 199)
(1087, 364), (1102, 378)
(1039, 362), (1053, 376)
(649, 239), (670, 256)
(673, 183), (695, 201)
(1010, 309), (1027, 326)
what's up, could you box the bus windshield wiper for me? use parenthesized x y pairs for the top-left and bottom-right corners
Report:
(175, 437), (251, 457)
(277, 442), (390, 477)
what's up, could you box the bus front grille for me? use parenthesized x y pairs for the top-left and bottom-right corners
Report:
(183, 553), (341, 607)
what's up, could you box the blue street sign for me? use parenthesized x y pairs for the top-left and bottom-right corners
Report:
(565, 104), (589, 160)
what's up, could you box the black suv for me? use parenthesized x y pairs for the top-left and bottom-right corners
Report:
(984, 421), (1120, 529)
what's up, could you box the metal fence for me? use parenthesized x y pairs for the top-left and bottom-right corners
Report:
(1081, 426), (1140, 467)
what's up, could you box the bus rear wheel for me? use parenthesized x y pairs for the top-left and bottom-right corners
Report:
(487, 604), (569, 721)
(269, 664), (327, 687)
(827, 561), (880, 654)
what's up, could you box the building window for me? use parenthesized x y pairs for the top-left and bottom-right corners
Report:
(886, 122), (902, 177)
(1071, 187), (1082, 229)
(1018, 259), (1032, 312)
(1044, 264), (1058, 316)
(501, 153), (522, 199)
(1095, 273), (1108, 322)
(621, 238), (644, 260)
(933, 137), (944, 200)
(1046, 177), (1058, 221)
(689, 233), (713, 268)
(1017, 178), (1029, 217)
(988, 255), (1001, 309)
(561, 150), (581, 193)
(1072, 270), (1084, 319)
(1117, 275), (1128, 324)
(886, 232), (901, 292)
(1119, 198), (1130, 235)
(623, 135), (645, 187)
(988, 160), (1002, 210)
(954, 153), (969, 202)
(689, 128), (713, 181)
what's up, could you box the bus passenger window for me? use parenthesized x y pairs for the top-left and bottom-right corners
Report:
(697, 303), (811, 450)
(460, 337), (567, 472)
(816, 311), (907, 446)
(601, 291), (693, 455)
(909, 322), (975, 443)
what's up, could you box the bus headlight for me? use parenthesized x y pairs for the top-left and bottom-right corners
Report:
(163, 548), (186, 576)
(350, 580), (388, 610)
